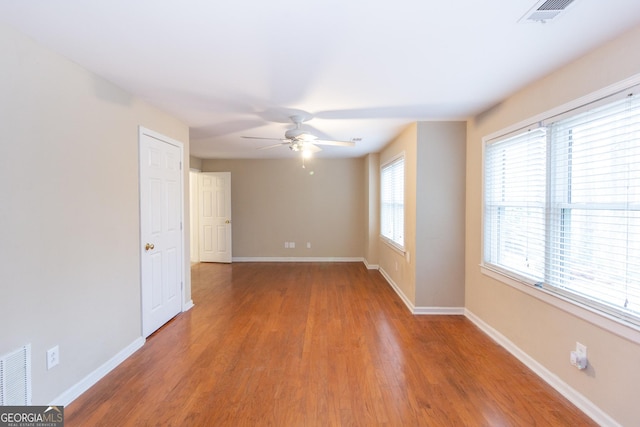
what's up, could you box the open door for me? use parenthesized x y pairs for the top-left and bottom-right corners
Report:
(198, 172), (232, 263)
(139, 127), (184, 337)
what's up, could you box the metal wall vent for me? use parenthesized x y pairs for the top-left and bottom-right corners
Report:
(0, 345), (32, 406)
(519, 0), (577, 23)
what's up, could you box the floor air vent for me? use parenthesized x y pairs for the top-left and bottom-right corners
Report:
(0, 345), (32, 406)
(520, 0), (577, 23)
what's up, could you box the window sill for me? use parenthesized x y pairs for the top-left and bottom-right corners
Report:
(480, 264), (640, 345)
(380, 236), (405, 255)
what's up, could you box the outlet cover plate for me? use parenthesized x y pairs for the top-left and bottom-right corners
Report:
(46, 345), (59, 370)
(576, 342), (587, 356)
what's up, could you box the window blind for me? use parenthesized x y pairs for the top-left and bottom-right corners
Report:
(483, 90), (640, 325)
(484, 128), (547, 281)
(546, 94), (640, 321)
(381, 156), (405, 248)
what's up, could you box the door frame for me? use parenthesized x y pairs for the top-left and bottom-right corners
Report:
(138, 126), (187, 336)
(189, 169), (201, 264)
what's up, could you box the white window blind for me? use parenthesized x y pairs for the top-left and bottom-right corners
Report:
(381, 155), (405, 248)
(484, 90), (640, 325)
(546, 94), (640, 321)
(484, 128), (547, 281)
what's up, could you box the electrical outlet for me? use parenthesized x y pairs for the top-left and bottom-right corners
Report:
(570, 342), (588, 370)
(307, 242), (311, 249)
(284, 242), (289, 249)
(289, 242), (295, 249)
(47, 345), (59, 370)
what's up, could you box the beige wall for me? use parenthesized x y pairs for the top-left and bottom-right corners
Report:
(466, 25), (640, 426)
(0, 24), (190, 404)
(379, 124), (418, 303)
(363, 153), (380, 267)
(415, 122), (466, 308)
(201, 158), (365, 258)
(378, 122), (466, 310)
(190, 155), (202, 171)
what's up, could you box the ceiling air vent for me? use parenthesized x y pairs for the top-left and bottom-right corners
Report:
(519, 0), (577, 23)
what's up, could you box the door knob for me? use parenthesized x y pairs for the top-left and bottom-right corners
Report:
(225, 220), (231, 224)
(145, 243), (155, 251)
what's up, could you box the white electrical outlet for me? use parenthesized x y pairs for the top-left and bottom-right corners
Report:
(307, 242), (311, 249)
(284, 242), (289, 249)
(290, 242), (295, 249)
(570, 342), (588, 370)
(47, 345), (59, 370)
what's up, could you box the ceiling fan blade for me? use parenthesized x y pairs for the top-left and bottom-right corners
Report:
(257, 142), (289, 150)
(242, 136), (288, 141)
(313, 139), (356, 147)
(305, 143), (322, 153)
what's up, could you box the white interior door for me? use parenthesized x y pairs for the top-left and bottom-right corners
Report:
(139, 128), (184, 337)
(199, 172), (232, 263)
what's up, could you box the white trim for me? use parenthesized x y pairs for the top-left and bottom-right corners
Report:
(379, 267), (415, 313)
(380, 236), (406, 255)
(413, 306), (465, 315)
(49, 337), (145, 407)
(232, 256), (364, 263)
(465, 310), (621, 427)
(380, 151), (406, 169)
(379, 267), (464, 315)
(182, 299), (194, 312)
(363, 258), (379, 270)
(481, 265), (640, 345)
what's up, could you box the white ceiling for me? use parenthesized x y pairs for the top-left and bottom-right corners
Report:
(2, 0), (640, 159)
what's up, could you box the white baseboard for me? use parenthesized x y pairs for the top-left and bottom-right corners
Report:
(413, 306), (465, 315)
(182, 299), (194, 312)
(363, 259), (379, 270)
(378, 268), (465, 315)
(464, 309), (621, 427)
(232, 256), (364, 263)
(49, 337), (145, 407)
(379, 267), (415, 312)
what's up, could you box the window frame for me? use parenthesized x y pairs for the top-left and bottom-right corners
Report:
(380, 152), (406, 253)
(480, 75), (640, 343)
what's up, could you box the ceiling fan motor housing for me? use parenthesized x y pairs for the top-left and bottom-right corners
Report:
(285, 128), (316, 141)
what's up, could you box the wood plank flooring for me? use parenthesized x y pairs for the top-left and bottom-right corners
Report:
(65, 262), (596, 426)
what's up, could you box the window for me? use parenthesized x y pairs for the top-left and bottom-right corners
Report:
(484, 89), (640, 325)
(381, 154), (405, 249)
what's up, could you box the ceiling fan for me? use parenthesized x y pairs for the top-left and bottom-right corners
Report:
(241, 115), (357, 155)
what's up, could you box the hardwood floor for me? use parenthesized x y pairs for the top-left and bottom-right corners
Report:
(66, 262), (596, 426)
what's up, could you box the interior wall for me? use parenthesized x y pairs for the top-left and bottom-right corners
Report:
(465, 25), (640, 426)
(414, 122), (466, 308)
(363, 153), (380, 267)
(0, 24), (190, 404)
(201, 158), (365, 258)
(189, 155), (202, 171)
(378, 124), (417, 304)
